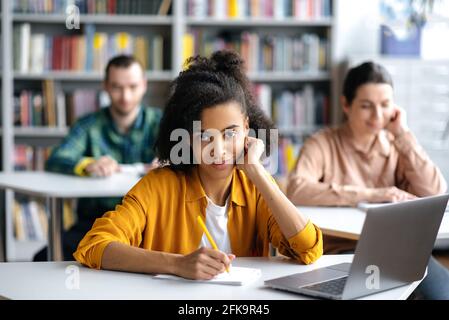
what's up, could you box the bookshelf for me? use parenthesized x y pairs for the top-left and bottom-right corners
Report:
(1, 0), (336, 262)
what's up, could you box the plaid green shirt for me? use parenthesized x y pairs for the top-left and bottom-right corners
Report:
(46, 105), (161, 225)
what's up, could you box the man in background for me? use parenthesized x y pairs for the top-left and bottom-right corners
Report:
(34, 55), (161, 260)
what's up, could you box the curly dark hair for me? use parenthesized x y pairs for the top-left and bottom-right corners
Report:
(155, 50), (275, 172)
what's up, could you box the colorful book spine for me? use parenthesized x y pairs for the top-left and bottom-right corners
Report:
(13, 199), (49, 241)
(184, 31), (328, 73)
(14, 81), (101, 128)
(186, 0), (331, 19)
(13, 0), (171, 15)
(13, 23), (162, 73)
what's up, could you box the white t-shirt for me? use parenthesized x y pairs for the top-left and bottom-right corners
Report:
(200, 196), (232, 254)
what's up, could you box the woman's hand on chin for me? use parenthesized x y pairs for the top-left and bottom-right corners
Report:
(385, 105), (410, 138)
(236, 136), (265, 177)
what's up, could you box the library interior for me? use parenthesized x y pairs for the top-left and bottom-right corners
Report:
(1, 0), (449, 301)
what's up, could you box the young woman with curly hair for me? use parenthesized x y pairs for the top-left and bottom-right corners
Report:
(74, 50), (323, 280)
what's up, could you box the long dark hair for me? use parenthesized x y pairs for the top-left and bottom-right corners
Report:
(155, 50), (274, 172)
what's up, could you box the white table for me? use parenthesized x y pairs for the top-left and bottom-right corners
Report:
(299, 206), (449, 248)
(0, 256), (421, 300)
(0, 171), (141, 261)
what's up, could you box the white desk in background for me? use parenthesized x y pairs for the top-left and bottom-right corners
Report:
(299, 205), (449, 248)
(0, 256), (421, 300)
(0, 171), (141, 261)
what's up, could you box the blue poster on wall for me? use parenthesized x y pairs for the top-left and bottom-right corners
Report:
(380, 24), (421, 56)
(379, 0), (424, 56)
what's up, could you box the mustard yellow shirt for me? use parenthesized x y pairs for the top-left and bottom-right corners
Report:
(74, 167), (323, 269)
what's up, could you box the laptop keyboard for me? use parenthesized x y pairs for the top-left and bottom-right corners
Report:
(302, 277), (348, 296)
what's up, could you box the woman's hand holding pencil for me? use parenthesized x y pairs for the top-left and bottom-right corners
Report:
(172, 216), (235, 280)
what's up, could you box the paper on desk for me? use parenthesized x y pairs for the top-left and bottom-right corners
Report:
(153, 267), (262, 286)
(119, 163), (146, 175)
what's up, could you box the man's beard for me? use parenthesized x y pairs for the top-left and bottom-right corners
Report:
(111, 104), (135, 117)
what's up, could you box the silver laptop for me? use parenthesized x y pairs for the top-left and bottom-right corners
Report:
(265, 194), (449, 300)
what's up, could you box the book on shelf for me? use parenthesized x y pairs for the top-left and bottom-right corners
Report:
(12, 0), (172, 15)
(12, 144), (79, 243)
(182, 33), (195, 67)
(43, 79), (57, 126)
(13, 23), (167, 73)
(151, 34), (164, 71)
(253, 84), (330, 130)
(186, 0), (331, 19)
(185, 30), (328, 73)
(274, 137), (303, 177)
(13, 198), (76, 242)
(13, 199), (48, 241)
(14, 80), (102, 128)
(14, 23), (31, 73)
(14, 145), (52, 171)
(65, 89), (100, 125)
(253, 83), (272, 118)
(252, 84), (328, 177)
(14, 88), (54, 127)
(228, 0), (241, 18)
(134, 36), (149, 70)
(158, 0), (172, 15)
(30, 34), (46, 73)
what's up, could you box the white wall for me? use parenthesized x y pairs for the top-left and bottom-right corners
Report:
(333, 0), (381, 63)
(331, 0), (382, 122)
(333, 0), (449, 65)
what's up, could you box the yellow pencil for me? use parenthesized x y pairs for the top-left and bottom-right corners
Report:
(197, 215), (230, 273)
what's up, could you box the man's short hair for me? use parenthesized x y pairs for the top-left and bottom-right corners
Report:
(104, 55), (144, 82)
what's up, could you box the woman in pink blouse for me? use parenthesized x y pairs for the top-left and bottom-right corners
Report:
(287, 61), (449, 299)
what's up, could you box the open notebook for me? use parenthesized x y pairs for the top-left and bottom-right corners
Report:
(153, 267), (262, 286)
